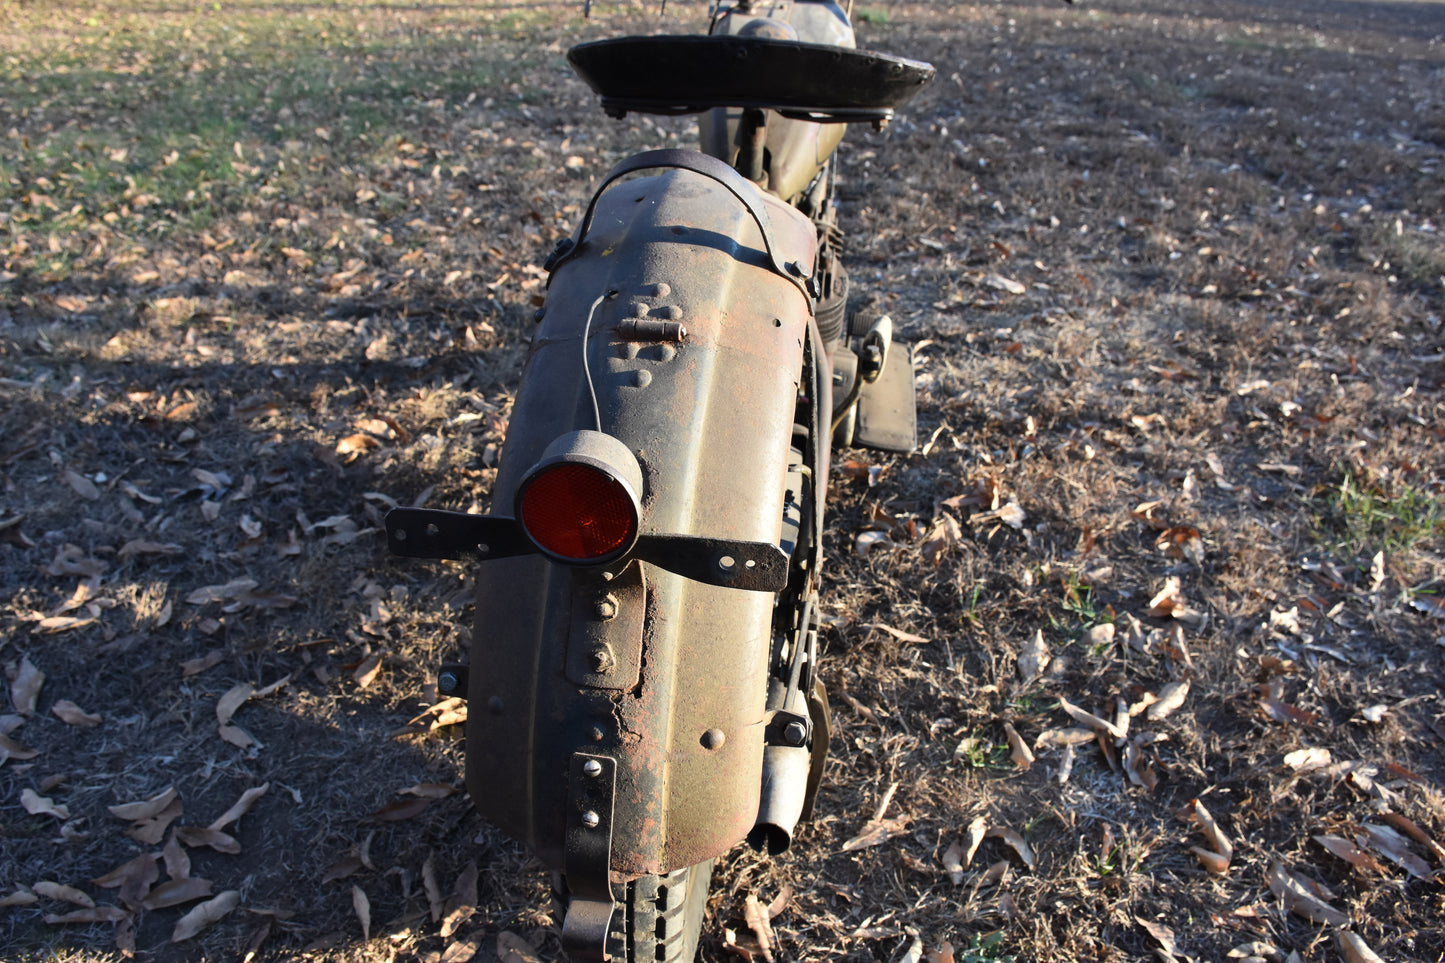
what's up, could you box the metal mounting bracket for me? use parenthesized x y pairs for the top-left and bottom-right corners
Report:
(562, 752), (618, 962)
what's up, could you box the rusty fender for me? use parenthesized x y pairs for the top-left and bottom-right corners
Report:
(465, 156), (817, 878)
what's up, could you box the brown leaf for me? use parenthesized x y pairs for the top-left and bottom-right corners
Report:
(1057, 695), (1125, 739)
(942, 840), (965, 885)
(218, 723), (257, 748)
(1284, 747), (1332, 772)
(963, 815), (988, 869)
(93, 853), (159, 909)
(1002, 722), (1034, 770)
(109, 786), (180, 821)
(34, 880), (95, 907)
(216, 683), (253, 727)
(0, 732), (40, 765)
(1267, 862), (1348, 926)
(1380, 812), (1445, 866)
(129, 797), (185, 845)
(1337, 931), (1386, 963)
(52, 699), (102, 727)
(209, 783), (269, 832)
(1137, 918), (1180, 961)
(10, 656), (44, 715)
(336, 433), (381, 456)
(180, 651), (224, 678)
(46, 905), (129, 925)
(498, 931), (544, 963)
(21, 788), (70, 820)
(163, 832), (191, 881)
(352, 885), (371, 941)
(743, 893), (775, 963)
(116, 538), (184, 560)
(321, 854), (364, 885)
(0, 887), (39, 907)
(1017, 630), (1051, 689)
(171, 890), (240, 942)
(62, 470), (101, 500)
(440, 859), (479, 938)
(925, 943), (956, 963)
(352, 652), (384, 689)
(186, 578), (260, 605)
(1360, 823), (1433, 878)
(399, 782), (457, 799)
(1313, 835), (1386, 876)
(143, 877), (214, 911)
(1183, 798), (1233, 867)
(1155, 526), (1204, 566)
(371, 797), (431, 822)
(441, 932), (484, 963)
(175, 826), (242, 854)
(1146, 681), (1189, 721)
(985, 826), (1036, 870)
(1033, 727), (1095, 749)
(423, 853), (442, 922)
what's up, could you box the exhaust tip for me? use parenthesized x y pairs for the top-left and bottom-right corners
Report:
(747, 823), (791, 856)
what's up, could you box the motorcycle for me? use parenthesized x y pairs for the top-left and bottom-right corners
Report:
(386, 2), (932, 959)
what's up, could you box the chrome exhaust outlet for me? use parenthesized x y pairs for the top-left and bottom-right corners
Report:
(747, 743), (812, 855)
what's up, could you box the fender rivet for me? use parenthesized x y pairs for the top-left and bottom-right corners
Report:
(581, 810), (600, 828)
(701, 728), (726, 751)
(583, 759), (603, 777)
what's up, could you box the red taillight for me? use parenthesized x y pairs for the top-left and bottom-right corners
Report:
(518, 461), (639, 562)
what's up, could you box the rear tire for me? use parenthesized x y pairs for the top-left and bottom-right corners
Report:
(557, 860), (714, 963)
(618, 860), (713, 963)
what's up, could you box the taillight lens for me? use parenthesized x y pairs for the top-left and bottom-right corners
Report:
(518, 461), (639, 562)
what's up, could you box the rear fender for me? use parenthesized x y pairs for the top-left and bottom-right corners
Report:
(466, 151), (817, 877)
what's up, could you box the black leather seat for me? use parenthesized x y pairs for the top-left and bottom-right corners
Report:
(567, 35), (934, 122)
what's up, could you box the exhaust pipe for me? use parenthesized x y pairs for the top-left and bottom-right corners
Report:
(748, 743), (811, 855)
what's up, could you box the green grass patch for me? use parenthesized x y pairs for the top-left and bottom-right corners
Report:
(1317, 471), (1445, 557)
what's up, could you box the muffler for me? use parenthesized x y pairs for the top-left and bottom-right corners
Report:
(748, 743), (811, 854)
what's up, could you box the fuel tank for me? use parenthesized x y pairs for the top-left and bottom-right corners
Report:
(700, 0), (854, 203)
(465, 153), (817, 876)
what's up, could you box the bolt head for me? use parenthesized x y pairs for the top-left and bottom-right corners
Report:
(783, 721), (808, 747)
(581, 810), (600, 828)
(438, 670), (459, 694)
(583, 759), (603, 777)
(594, 596), (617, 620)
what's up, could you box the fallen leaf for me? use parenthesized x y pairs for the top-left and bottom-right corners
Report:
(1137, 917), (1179, 961)
(129, 797), (185, 844)
(10, 656), (44, 715)
(840, 817), (909, 852)
(965, 815), (988, 867)
(0, 732), (40, 765)
(163, 832), (191, 881)
(1017, 630), (1051, 689)
(216, 683), (253, 728)
(855, 530), (896, 558)
(63, 470), (101, 500)
(1313, 835), (1386, 876)
(45, 905), (129, 925)
(186, 578), (260, 605)
(371, 797), (431, 822)
(970, 501), (1026, 529)
(423, 853), (442, 922)
(1057, 695), (1125, 739)
(52, 699), (102, 727)
(1184, 798), (1232, 873)
(92, 853), (159, 909)
(209, 783), (269, 832)
(985, 826), (1035, 870)
(498, 930), (544, 963)
(21, 788), (70, 819)
(1284, 747), (1332, 773)
(1267, 862), (1348, 926)
(180, 651), (224, 678)
(353, 652), (383, 688)
(1146, 577), (1184, 618)
(743, 893), (775, 963)
(1360, 823), (1433, 878)
(983, 273), (1027, 295)
(440, 860), (479, 938)
(352, 885), (371, 941)
(1337, 930), (1386, 963)
(175, 826), (242, 854)
(442, 932), (484, 963)
(34, 880), (95, 907)
(1033, 727), (1096, 749)
(942, 840), (965, 885)
(172, 890), (240, 942)
(1146, 681), (1189, 721)
(925, 942), (956, 963)
(1003, 722), (1034, 770)
(143, 877), (214, 911)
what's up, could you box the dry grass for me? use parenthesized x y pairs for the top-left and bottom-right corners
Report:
(2, 1), (1443, 961)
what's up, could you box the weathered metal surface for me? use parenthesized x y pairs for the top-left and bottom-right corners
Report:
(562, 752), (618, 962)
(466, 155), (817, 875)
(565, 566), (644, 691)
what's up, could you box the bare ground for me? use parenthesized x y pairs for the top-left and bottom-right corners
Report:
(2, 1), (1443, 962)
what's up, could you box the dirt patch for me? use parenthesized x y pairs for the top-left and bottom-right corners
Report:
(2, 1), (1442, 962)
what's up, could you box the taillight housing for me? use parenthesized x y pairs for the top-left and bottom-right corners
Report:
(515, 430), (643, 565)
